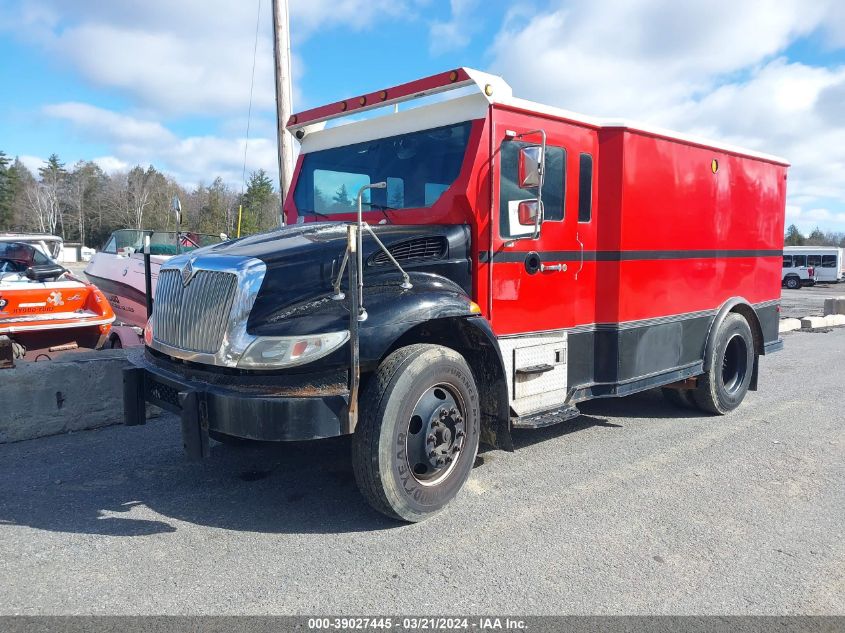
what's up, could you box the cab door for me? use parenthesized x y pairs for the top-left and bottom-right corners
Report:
(488, 110), (597, 416)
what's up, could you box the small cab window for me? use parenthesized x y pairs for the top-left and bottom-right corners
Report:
(822, 255), (837, 268)
(578, 153), (593, 223)
(792, 255), (807, 267)
(807, 254), (822, 267)
(499, 141), (565, 238)
(782, 256), (793, 267)
(103, 236), (117, 254)
(313, 169), (371, 214)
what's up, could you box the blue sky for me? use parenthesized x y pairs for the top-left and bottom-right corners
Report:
(0, 0), (843, 232)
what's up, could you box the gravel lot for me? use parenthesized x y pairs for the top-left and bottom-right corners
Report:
(780, 283), (845, 319)
(0, 329), (842, 616)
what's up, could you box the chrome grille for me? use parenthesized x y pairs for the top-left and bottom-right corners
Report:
(152, 269), (238, 353)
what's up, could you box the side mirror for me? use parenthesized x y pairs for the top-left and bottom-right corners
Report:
(518, 145), (544, 188)
(517, 200), (542, 226)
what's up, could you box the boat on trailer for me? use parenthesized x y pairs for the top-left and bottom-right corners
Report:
(0, 241), (115, 361)
(84, 229), (225, 330)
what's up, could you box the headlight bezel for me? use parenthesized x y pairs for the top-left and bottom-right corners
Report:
(236, 330), (350, 370)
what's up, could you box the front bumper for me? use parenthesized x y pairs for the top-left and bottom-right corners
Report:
(123, 353), (349, 459)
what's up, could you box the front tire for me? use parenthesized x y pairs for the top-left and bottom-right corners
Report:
(691, 313), (755, 414)
(352, 344), (480, 522)
(784, 276), (800, 290)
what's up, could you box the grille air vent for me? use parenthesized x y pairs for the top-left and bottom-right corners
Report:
(371, 237), (447, 266)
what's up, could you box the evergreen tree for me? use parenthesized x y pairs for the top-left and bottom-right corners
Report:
(807, 226), (826, 245)
(0, 151), (12, 229)
(240, 169), (276, 234)
(784, 224), (805, 246)
(332, 183), (352, 211)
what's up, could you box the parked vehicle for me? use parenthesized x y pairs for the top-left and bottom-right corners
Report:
(0, 233), (63, 260)
(783, 246), (843, 283)
(782, 257), (815, 289)
(84, 229), (225, 344)
(124, 68), (787, 522)
(0, 241), (114, 360)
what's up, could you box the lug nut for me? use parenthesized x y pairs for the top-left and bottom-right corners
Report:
(436, 458), (445, 467)
(440, 409), (448, 418)
(456, 430), (465, 439)
(427, 434), (436, 443)
(449, 407), (457, 415)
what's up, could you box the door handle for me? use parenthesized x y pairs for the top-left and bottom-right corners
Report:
(540, 263), (567, 272)
(575, 231), (584, 280)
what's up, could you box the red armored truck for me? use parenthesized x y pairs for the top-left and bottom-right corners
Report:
(125, 68), (787, 521)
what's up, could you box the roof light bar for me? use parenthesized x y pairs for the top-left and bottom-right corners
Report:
(287, 67), (508, 130)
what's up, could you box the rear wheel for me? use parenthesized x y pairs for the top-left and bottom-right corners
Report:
(784, 276), (800, 290)
(692, 313), (755, 414)
(352, 344), (480, 522)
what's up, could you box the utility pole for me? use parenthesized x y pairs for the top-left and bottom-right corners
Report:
(272, 0), (294, 226)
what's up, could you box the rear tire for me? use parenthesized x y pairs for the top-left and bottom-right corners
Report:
(352, 344), (480, 522)
(691, 313), (755, 415)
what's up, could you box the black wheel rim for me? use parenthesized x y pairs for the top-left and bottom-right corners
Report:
(404, 383), (467, 486)
(721, 334), (748, 394)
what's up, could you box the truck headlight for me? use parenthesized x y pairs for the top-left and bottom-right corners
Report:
(237, 331), (350, 370)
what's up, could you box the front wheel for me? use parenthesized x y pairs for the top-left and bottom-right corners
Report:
(352, 344), (480, 522)
(784, 276), (800, 290)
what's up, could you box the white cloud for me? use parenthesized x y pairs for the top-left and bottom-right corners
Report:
(429, 0), (480, 55)
(42, 103), (277, 189)
(5, 0), (413, 117)
(92, 156), (128, 174)
(487, 0), (845, 231)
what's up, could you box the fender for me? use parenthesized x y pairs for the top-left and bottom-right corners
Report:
(704, 296), (764, 391)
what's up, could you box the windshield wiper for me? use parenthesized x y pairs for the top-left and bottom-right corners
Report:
(306, 209), (333, 220)
(361, 201), (399, 223)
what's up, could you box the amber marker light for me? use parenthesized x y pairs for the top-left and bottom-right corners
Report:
(711, 159), (719, 173)
(379, 90), (388, 101)
(469, 301), (482, 314)
(359, 96), (367, 106)
(341, 101), (348, 111)
(484, 84), (494, 96)
(449, 70), (459, 82)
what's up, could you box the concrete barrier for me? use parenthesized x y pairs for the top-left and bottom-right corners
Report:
(823, 297), (845, 316)
(779, 318), (802, 333)
(801, 316), (827, 329)
(0, 349), (153, 444)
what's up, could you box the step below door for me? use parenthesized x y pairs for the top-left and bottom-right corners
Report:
(499, 332), (568, 416)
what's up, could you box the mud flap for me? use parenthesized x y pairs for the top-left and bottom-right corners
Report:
(179, 390), (210, 460)
(123, 366), (147, 426)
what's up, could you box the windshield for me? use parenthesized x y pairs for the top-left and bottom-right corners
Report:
(0, 241), (54, 272)
(103, 230), (224, 255)
(293, 121), (472, 217)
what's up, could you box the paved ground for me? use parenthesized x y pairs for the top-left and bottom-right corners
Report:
(0, 329), (843, 616)
(781, 283), (845, 318)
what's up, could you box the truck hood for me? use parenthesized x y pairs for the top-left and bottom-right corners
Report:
(171, 222), (472, 336)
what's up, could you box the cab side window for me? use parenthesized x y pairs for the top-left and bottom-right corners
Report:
(500, 141), (565, 238)
(578, 153), (593, 223)
(782, 256), (793, 267)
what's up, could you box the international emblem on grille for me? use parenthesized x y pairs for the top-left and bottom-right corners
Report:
(181, 258), (195, 286)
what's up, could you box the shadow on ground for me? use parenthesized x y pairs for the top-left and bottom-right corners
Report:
(0, 388), (701, 538)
